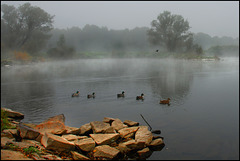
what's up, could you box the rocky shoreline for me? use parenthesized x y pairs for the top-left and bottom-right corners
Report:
(1, 107), (165, 160)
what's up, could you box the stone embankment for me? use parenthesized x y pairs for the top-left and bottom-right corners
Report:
(1, 107), (165, 160)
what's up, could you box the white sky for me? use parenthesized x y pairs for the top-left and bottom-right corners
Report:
(1, 1), (239, 38)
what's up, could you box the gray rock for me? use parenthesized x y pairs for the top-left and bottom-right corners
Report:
(93, 145), (120, 159)
(90, 121), (110, 133)
(90, 133), (120, 145)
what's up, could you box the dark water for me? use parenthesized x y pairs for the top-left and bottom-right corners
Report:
(1, 58), (239, 160)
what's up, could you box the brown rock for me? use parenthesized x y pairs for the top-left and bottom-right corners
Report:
(90, 133), (120, 145)
(90, 121), (110, 133)
(111, 118), (128, 131)
(135, 126), (153, 146)
(41, 114), (65, 124)
(79, 123), (92, 135)
(1, 107), (24, 119)
(118, 126), (139, 138)
(137, 147), (152, 158)
(122, 139), (145, 150)
(124, 120), (139, 127)
(104, 126), (116, 134)
(93, 145), (120, 159)
(64, 126), (80, 135)
(149, 138), (164, 146)
(62, 134), (86, 141)
(103, 117), (116, 123)
(1, 149), (33, 160)
(70, 151), (90, 160)
(33, 121), (66, 135)
(74, 137), (95, 152)
(41, 132), (75, 152)
(1, 137), (14, 148)
(18, 123), (41, 140)
(1, 129), (18, 138)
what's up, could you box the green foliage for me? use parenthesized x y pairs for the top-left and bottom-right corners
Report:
(1, 3), (54, 55)
(23, 146), (40, 155)
(147, 11), (193, 52)
(1, 109), (16, 131)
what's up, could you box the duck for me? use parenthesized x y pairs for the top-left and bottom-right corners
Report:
(117, 91), (125, 98)
(136, 93), (144, 100)
(87, 92), (95, 98)
(160, 98), (170, 105)
(72, 91), (79, 97)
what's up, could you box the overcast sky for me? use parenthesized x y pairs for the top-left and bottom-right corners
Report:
(1, 1), (239, 38)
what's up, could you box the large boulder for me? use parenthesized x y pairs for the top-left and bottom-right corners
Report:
(30, 114), (67, 136)
(1, 107), (24, 119)
(41, 132), (75, 152)
(135, 126), (153, 146)
(90, 121), (110, 133)
(93, 145), (120, 159)
(74, 137), (95, 152)
(90, 133), (120, 145)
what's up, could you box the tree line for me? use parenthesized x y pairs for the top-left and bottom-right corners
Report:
(1, 3), (239, 61)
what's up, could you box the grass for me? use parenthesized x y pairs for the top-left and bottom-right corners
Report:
(1, 109), (16, 131)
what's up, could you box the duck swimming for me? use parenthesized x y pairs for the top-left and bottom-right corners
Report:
(87, 92), (95, 98)
(117, 91), (125, 98)
(136, 93), (144, 100)
(72, 91), (79, 97)
(160, 98), (170, 105)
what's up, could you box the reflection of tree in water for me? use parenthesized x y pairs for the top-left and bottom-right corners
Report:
(148, 60), (202, 105)
(1, 67), (55, 124)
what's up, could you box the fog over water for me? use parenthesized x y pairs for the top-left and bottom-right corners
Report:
(1, 58), (239, 159)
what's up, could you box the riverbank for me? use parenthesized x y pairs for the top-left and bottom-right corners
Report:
(1, 107), (165, 160)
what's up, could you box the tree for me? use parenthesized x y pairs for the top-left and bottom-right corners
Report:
(47, 34), (75, 59)
(147, 11), (193, 52)
(1, 3), (54, 54)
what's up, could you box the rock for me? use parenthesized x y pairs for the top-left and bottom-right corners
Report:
(123, 120), (139, 127)
(90, 121), (110, 133)
(103, 117), (116, 123)
(116, 142), (131, 153)
(149, 138), (164, 146)
(70, 151), (90, 160)
(135, 126), (153, 146)
(93, 145), (120, 159)
(118, 126), (139, 138)
(1, 137), (14, 148)
(104, 126), (117, 134)
(79, 123), (92, 135)
(18, 123), (41, 140)
(122, 139), (145, 150)
(1, 149), (33, 160)
(41, 132), (75, 152)
(33, 121), (67, 135)
(1, 107), (24, 119)
(137, 147), (153, 159)
(62, 134), (86, 141)
(64, 126), (81, 135)
(1, 129), (18, 138)
(41, 154), (62, 160)
(74, 137), (95, 152)
(90, 133), (120, 145)
(111, 118), (128, 131)
(41, 114), (65, 124)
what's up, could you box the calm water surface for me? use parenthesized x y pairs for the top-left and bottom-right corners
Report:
(1, 58), (239, 160)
